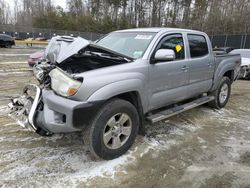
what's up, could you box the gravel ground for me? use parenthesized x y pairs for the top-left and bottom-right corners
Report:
(0, 48), (250, 188)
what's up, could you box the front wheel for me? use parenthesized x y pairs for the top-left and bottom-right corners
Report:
(83, 98), (139, 160)
(208, 77), (231, 109)
(5, 42), (12, 48)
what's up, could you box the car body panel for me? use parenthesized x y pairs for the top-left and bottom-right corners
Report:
(241, 57), (250, 66)
(44, 36), (89, 64)
(73, 59), (149, 110)
(211, 54), (241, 90)
(230, 49), (250, 78)
(27, 51), (44, 67)
(184, 33), (215, 98)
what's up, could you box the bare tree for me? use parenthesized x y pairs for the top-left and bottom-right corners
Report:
(0, 0), (11, 24)
(1, 0), (250, 34)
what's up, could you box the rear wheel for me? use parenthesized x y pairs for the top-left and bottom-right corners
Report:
(5, 42), (12, 48)
(246, 73), (250, 80)
(83, 98), (139, 160)
(208, 77), (231, 109)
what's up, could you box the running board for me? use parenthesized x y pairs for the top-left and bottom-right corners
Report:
(146, 96), (215, 123)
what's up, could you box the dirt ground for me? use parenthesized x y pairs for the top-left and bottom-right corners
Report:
(0, 47), (250, 188)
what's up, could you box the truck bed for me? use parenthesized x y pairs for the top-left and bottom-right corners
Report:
(214, 53), (241, 81)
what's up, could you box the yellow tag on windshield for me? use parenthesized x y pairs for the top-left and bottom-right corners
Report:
(176, 45), (182, 52)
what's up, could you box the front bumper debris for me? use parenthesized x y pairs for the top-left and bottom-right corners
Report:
(8, 84), (41, 131)
(8, 85), (103, 135)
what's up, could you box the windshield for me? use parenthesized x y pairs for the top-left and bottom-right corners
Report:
(96, 32), (156, 59)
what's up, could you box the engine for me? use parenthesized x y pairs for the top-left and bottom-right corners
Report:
(33, 61), (55, 88)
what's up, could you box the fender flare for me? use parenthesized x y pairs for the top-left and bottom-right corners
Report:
(87, 79), (146, 109)
(212, 66), (235, 91)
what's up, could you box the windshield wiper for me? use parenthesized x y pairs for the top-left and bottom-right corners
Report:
(85, 51), (131, 62)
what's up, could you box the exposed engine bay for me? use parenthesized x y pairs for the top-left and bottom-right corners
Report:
(60, 49), (130, 74)
(30, 35), (133, 88)
(34, 36), (131, 86)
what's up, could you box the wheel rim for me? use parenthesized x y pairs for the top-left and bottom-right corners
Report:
(219, 83), (229, 104)
(103, 113), (132, 150)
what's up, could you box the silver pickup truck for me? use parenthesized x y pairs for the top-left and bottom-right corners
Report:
(9, 28), (241, 160)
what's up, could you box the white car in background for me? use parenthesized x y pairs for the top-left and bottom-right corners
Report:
(230, 49), (250, 79)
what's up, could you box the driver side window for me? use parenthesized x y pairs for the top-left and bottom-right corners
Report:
(157, 34), (185, 60)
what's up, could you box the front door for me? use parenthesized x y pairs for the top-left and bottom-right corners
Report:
(148, 34), (188, 110)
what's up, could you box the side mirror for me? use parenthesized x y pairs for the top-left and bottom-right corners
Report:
(152, 49), (176, 63)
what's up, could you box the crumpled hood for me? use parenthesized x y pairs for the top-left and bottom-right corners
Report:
(45, 36), (90, 64)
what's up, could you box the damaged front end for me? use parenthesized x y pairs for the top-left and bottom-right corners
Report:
(8, 84), (44, 132)
(8, 52), (56, 136)
(7, 36), (87, 135)
(8, 35), (132, 136)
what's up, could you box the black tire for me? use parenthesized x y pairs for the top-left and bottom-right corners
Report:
(208, 77), (231, 109)
(5, 42), (12, 48)
(83, 98), (139, 160)
(246, 73), (250, 80)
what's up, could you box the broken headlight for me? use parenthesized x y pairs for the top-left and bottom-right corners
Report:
(49, 68), (82, 97)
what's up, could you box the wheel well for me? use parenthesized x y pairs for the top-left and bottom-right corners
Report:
(112, 91), (145, 135)
(223, 70), (234, 83)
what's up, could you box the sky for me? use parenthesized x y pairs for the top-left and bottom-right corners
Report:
(53, 0), (67, 9)
(8, 0), (67, 11)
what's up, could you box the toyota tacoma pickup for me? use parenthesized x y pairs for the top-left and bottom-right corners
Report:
(8, 28), (241, 160)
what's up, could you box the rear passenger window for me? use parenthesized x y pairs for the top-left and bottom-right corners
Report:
(157, 34), (185, 60)
(187, 34), (208, 58)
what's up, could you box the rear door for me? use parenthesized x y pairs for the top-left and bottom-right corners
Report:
(148, 33), (188, 110)
(186, 34), (214, 97)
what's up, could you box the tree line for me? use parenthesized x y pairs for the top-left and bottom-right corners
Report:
(0, 0), (249, 34)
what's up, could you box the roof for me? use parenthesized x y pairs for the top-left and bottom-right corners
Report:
(0, 34), (12, 37)
(115, 27), (202, 34)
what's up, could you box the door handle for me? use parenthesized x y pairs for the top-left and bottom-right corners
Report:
(181, 66), (189, 72)
(208, 62), (212, 67)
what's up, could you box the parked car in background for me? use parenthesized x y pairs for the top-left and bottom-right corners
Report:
(35, 37), (47, 41)
(0, 34), (15, 48)
(27, 51), (44, 67)
(13, 37), (23, 40)
(25, 37), (34, 41)
(230, 49), (250, 79)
